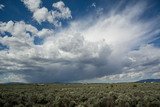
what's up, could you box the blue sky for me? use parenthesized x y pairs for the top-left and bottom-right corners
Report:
(0, 0), (160, 83)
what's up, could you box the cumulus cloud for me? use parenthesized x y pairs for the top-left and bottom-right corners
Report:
(0, 30), (112, 82)
(0, 21), (37, 50)
(37, 29), (54, 38)
(0, 1), (160, 83)
(52, 1), (72, 19)
(22, 0), (41, 12)
(21, 0), (71, 26)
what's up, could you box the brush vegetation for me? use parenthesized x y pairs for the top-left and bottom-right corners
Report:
(0, 83), (160, 107)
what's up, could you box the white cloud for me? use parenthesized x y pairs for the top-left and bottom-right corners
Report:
(78, 72), (144, 83)
(33, 7), (49, 23)
(124, 45), (160, 74)
(84, 44), (160, 83)
(21, 0), (41, 12)
(0, 73), (27, 83)
(37, 29), (54, 38)
(52, 1), (72, 19)
(152, 72), (160, 78)
(22, 0), (71, 26)
(0, 4), (5, 10)
(0, 21), (38, 51)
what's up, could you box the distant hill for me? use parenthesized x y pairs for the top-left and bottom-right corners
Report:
(136, 79), (160, 83)
(1, 82), (28, 85)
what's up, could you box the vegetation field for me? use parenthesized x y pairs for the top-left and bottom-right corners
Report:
(0, 83), (160, 107)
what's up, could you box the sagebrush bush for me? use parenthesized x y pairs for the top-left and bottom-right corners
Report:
(0, 83), (159, 107)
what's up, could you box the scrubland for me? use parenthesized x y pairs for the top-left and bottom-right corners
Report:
(0, 83), (160, 107)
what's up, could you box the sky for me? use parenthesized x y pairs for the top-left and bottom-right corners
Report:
(0, 0), (160, 83)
